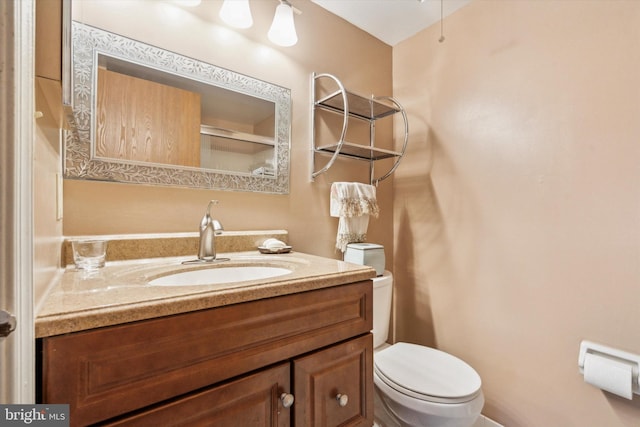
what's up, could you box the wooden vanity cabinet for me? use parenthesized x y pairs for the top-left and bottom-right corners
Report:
(39, 281), (374, 427)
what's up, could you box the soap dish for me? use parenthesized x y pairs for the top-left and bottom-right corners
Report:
(258, 246), (292, 254)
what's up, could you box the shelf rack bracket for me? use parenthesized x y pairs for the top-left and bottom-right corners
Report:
(311, 72), (349, 181)
(310, 72), (409, 185)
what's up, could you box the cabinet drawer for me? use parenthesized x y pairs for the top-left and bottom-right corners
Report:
(41, 281), (372, 426)
(294, 334), (374, 427)
(103, 363), (291, 427)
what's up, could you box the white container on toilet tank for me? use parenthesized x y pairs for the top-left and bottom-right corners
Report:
(344, 243), (385, 276)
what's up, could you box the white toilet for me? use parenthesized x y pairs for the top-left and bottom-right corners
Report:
(372, 271), (484, 427)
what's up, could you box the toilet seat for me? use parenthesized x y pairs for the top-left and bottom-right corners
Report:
(374, 342), (482, 404)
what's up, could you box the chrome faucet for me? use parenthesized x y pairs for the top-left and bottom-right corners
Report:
(184, 200), (229, 264)
(198, 200), (221, 261)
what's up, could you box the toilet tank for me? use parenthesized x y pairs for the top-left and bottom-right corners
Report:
(372, 271), (393, 348)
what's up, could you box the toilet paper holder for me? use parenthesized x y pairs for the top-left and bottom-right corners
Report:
(578, 340), (640, 398)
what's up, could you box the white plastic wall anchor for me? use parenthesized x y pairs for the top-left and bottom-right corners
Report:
(578, 340), (640, 397)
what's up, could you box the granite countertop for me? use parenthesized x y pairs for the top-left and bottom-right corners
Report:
(36, 250), (376, 338)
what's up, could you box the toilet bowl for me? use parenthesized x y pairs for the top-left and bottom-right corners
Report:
(372, 272), (484, 427)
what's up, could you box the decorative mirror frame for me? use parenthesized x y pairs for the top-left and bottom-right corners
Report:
(64, 22), (291, 194)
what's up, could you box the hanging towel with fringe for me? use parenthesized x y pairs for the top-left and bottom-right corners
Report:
(330, 182), (379, 252)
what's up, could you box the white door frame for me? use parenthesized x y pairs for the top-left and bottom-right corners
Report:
(0, 0), (35, 403)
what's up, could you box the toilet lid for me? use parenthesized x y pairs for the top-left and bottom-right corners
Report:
(374, 342), (482, 403)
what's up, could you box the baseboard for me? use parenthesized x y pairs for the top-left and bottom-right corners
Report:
(373, 413), (502, 427)
(473, 414), (504, 427)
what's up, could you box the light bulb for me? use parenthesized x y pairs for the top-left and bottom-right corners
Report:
(268, 3), (298, 47)
(219, 0), (253, 29)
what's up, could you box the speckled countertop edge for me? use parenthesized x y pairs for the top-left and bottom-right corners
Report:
(37, 250), (376, 338)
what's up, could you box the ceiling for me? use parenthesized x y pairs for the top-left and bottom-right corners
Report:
(310, 0), (472, 46)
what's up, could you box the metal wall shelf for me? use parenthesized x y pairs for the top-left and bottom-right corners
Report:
(315, 142), (400, 161)
(316, 90), (401, 121)
(311, 72), (409, 185)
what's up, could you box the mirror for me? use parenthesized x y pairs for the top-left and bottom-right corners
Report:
(64, 22), (291, 193)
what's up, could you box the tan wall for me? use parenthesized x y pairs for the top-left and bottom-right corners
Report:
(34, 80), (64, 308)
(34, 0), (65, 315)
(65, 0), (395, 264)
(393, 1), (640, 426)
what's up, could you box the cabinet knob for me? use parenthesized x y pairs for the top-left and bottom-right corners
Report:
(280, 392), (295, 408)
(336, 393), (349, 407)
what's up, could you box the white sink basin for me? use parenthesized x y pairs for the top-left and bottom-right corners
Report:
(148, 265), (292, 287)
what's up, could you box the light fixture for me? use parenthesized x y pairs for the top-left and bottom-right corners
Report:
(268, 1), (298, 47)
(173, 0), (201, 6)
(438, 0), (445, 43)
(173, 0), (202, 7)
(219, 0), (253, 29)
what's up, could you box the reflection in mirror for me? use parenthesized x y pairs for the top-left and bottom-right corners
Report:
(65, 22), (290, 193)
(94, 54), (277, 174)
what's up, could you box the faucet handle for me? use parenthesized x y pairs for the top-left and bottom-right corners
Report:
(208, 201), (223, 233)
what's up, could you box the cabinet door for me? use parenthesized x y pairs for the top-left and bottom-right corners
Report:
(294, 334), (373, 427)
(35, 0), (62, 80)
(103, 363), (291, 427)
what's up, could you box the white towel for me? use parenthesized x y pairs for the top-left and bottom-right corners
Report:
(330, 182), (379, 252)
(330, 182), (379, 218)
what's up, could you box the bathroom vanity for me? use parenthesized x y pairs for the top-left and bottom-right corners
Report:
(37, 236), (375, 427)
